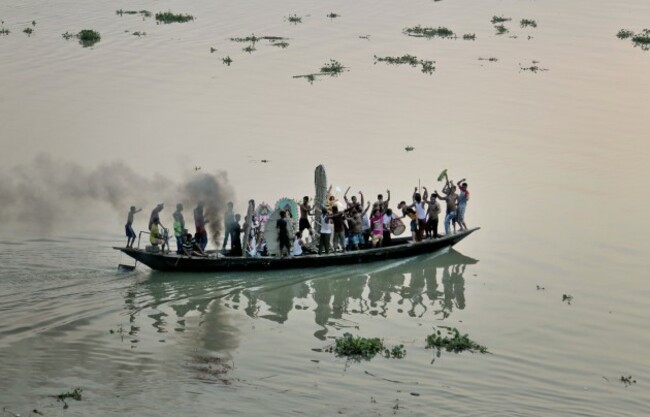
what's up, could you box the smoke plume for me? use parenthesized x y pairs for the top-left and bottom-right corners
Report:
(0, 154), (235, 241)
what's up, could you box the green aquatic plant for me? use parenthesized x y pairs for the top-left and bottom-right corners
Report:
(242, 44), (256, 53)
(478, 57), (498, 62)
(327, 333), (407, 360)
(53, 388), (83, 409)
(230, 34), (261, 43)
(132, 31), (146, 37)
(620, 375), (637, 387)
(222, 56), (233, 66)
(0, 28), (10, 35)
(270, 41), (289, 48)
(404, 25), (455, 39)
(617, 29), (634, 39)
(426, 327), (489, 353)
(32, 20), (36, 26)
(287, 14), (302, 24)
(77, 29), (101, 47)
(155, 11), (194, 24)
(562, 294), (573, 304)
(23, 27), (33, 35)
(320, 59), (344, 74)
(374, 54), (435, 74)
(494, 24), (508, 35)
(463, 33), (476, 40)
(632, 29), (650, 50)
(491, 15), (511, 24)
(116, 9), (138, 15)
(327, 12), (340, 19)
(520, 19), (537, 28)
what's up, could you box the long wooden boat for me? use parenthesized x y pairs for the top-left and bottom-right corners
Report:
(114, 227), (479, 272)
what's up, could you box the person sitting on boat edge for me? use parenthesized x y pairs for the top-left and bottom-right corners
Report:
(125, 205), (142, 248)
(149, 217), (165, 251)
(291, 232), (304, 256)
(182, 232), (207, 257)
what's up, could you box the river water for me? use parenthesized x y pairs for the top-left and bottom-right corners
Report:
(1, 0), (649, 415)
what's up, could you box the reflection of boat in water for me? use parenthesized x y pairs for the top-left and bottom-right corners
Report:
(114, 228), (479, 272)
(126, 249), (478, 355)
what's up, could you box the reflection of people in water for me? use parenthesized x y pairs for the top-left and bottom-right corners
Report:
(437, 264), (466, 318)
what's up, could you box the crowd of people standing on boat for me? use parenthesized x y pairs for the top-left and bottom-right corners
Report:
(124, 175), (470, 257)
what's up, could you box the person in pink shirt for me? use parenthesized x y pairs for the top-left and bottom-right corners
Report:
(370, 206), (385, 247)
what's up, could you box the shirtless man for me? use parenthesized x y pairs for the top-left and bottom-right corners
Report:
(194, 202), (210, 251)
(437, 180), (459, 235)
(125, 206), (142, 248)
(299, 196), (314, 236)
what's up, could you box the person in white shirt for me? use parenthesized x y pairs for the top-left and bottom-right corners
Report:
(291, 232), (303, 256)
(318, 208), (333, 255)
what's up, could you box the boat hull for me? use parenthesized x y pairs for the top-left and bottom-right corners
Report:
(115, 228), (479, 272)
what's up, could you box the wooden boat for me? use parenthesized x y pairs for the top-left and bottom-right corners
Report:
(114, 227), (479, 272)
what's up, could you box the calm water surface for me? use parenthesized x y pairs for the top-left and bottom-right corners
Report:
(1, 0), (649, 415)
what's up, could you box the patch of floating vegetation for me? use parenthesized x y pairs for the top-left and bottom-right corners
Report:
(23, 27), (33, 35)
(479, 57), (498, 62)
(320, 59), (344, 74)
(52, 388), (82, 409)
(617, 29), (634, 39)
(270, 41), (289, 48)
(327, 12), (340, 19)
(425, 327), (489, 354)
(491, 15), (511, 24)
(326, 333), (406, 360)
(616, 28), (650, 50)
(132, 31), (146, 37)
(374, 54), (435, 74)
(155, 11), (194, 24)
(0, 27), (10, 36)
(494, 24), (508, 35)
(620, 375), (637, 387)
(287, 14), (302, 24)
(404, 25), (455, 39)
(222, 56), (233, 66)
(62, 29), (101, 47)
(520, 19), (537, 28)
(230, 34), (288, 44)
(632, 29), (650, 50)
(463, 33), (476, 40)
(293, 59), (347, 83)
(117, 9), (152, 18)
(242, 44), (256, 53)
(359, 34), (371, 40)
(562, 293), (573, 304)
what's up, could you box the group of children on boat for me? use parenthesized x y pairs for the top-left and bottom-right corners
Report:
(124, 175), (470, 258)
